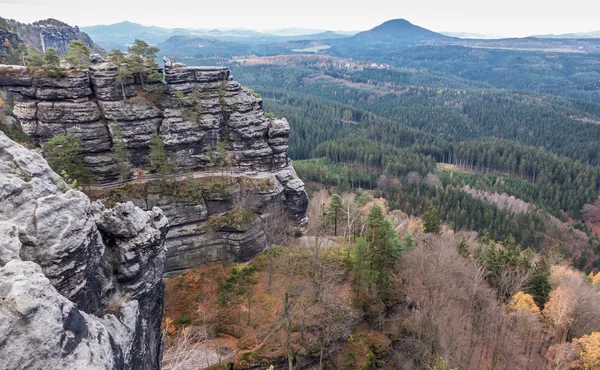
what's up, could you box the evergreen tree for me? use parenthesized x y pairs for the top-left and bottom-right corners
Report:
(107, 49), (132, 101)
(110, 122), (131, 181)
(365, 204), (402, 303)
(423, 201), (441, 233)
(351, 237), (372, 306)
(403, 231), (416, 250)
(148, 132), (173, 180)
(44, 134), (94, 184)
(457, 238), (469, 257)
(42, 48), (60, 72)
(63, 40), (90, 70)
(327, 193), (344, 236)
(25, 47), (43, 70)
(528, 258), (551, 307)
(127, 39), (161, 89)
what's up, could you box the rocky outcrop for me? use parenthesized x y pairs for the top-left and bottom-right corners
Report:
(0, 17), (104, 56)
(1, 61), (299, 181)
(0, 131), (168, 369)
(0, 59), (308, 274)
(0, 27), (26, 65)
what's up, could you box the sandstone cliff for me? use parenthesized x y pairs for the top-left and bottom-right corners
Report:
(0, 131), (168, 369)
(0, 58), (308, 275)
(0, 17), (104, 57)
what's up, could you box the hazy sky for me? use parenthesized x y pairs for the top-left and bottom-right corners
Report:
(1, 0), (599, 36)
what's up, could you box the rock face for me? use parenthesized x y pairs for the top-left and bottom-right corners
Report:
(0, 17), (104, 57)
(0, 60), (308, 274)
(0, 27), (26, 65)
(0, 131), (169, 369)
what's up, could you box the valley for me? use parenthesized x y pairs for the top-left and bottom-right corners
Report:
(2, 12), (600, 370)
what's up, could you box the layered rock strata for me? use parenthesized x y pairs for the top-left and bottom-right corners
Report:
(1, 59), (295, 181)
(0, 131), (168, 369)
(0, 60), (308, 273)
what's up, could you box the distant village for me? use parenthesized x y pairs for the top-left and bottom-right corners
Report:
(232, 54), (390, 71)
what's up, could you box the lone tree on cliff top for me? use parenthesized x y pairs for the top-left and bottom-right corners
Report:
(127, 39), (161, 90)
(107, 49), (131, 101)
(63, 40), (90, 70)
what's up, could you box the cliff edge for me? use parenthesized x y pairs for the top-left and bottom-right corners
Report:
(0, 131), (168, 369)
(0, 59), (308, 275)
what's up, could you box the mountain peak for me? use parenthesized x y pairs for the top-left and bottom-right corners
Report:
(355, 18), (448, 41)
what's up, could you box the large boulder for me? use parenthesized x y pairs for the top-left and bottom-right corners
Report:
(0, 131), (169, 369)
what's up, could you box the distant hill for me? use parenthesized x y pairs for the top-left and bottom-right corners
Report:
(82, 21), (188, 47)
(158, 35), (253, 58)
(441, 31), (504, 39)
(83, 21), (351, 51)
(353, 19), (450, 42)
(328, 19), (452, 58)
(534, 30), (600, 39)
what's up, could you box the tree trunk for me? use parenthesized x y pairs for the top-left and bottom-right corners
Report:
(120, 78), (126, 101)
(319, 340), (325, 370)
(287, 317), (294, 370)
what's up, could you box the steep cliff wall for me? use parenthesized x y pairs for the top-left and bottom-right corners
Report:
(0, 131), (168, 369)
(0, 59), (308, 274)
(0, 17), (104, 56)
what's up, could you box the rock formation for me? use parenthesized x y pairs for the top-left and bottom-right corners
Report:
(0, 17), (103, 58)
(0, 26), (26, 65)
(0, 131), (168, 369)
(0, 59), (308, 275)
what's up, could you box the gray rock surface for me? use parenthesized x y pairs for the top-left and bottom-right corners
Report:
(0, 131), (168, 369)
(0, 61), (308, 273)
(1, 62), (300, 181)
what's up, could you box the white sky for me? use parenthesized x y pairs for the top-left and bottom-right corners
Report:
(1, 0), (599, 37)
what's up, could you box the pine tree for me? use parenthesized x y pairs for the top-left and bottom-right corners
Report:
(107, 49), (132, 101)
(327, 193), (344, 236)
(127, 39), (161, 89)
(365, 204), (402, 303)
(44, 134), (94, 185)
(63, 40), (90, 70)
(457, 238), (469, 257)
(148, 132), (173, 181)
(110, 122), (131, 181)
(351, 237), (372, 306)
(403, 231), (416, 250)
(528, 258), (551, 306)
(25, 47), (43, 70)
(42, 48), (60, 72)
(423, 201), (441, 233)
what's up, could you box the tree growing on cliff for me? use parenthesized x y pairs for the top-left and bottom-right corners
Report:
(107, 49), (132, 101)
(127, 39), (161, 90)
(25, 47), (43, 70)
(110, 122), (131, 181)
(44, 134), (94, 185)
(148, 132), (173, 181)
(42, 48), (60, 73)
(63, 40), (90, 70)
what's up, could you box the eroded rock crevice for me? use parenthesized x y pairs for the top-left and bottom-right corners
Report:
(0, 131), (168, 369)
